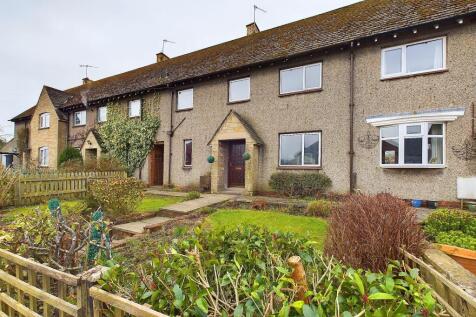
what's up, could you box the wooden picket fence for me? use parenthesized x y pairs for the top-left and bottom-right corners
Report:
(14, 171), (127, 206)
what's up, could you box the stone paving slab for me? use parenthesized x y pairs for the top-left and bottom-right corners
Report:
(145, 188), (188, 197)
(113, 216), (171, 234)
(161, 194), (233, 214)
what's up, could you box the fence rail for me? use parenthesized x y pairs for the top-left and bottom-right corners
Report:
(14, 171), (126, 205)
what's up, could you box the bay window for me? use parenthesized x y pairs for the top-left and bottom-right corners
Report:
(381, 37), (446, 78)
(280, 62), (322, 94)
(380, 122), (445, 167)
(279, 132), (321, 167)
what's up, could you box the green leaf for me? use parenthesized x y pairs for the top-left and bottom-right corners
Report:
(368, 293), (396, 300)
(385, 276), (395, 292)
(302, 305), (316, 317)
(354, 272), (365, 295)
(278, 303), (290, 317)
(409, 268), (419, 279)
(342, 312), (352, 317)
(172, 284), (184, 308)
(195, 297), (208, 314)
(233, 304), (244, 317)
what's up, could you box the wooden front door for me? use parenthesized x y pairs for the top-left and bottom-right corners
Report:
(228, 140), (245, 187)
(149, 144), (164, 186)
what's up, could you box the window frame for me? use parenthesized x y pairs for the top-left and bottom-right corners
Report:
(278, 131), (322, 168)
(279, 62), (323, 95)
(379, 122), (446, 168)
(128, 99), (142, 118)
(39, 113), (50, 129)
(39, 146), (48, 167)
(381, 36), (447, 79)
(183, 139), (192, 167)
(177, 88), (194, 111)
(73, 110), (86, 127)
(228, 76), (251, 104)
(97, 106), (107, 123)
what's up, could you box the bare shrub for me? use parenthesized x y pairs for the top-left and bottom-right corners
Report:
(251, 199), (268, 210)
(324, 193), (426, 271)
(0, 166), (17, 207)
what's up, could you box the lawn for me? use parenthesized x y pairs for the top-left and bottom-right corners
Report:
(204, 209), (328, 249)
(0, 195), (183, 222)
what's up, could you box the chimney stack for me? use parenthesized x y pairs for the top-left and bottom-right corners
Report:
(156, 52), (169, 63)
(246, 22), (260, 36)
(82, 77), (92, 84)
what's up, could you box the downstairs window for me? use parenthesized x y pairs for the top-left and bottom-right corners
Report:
(279, 132), (321, 167)
(380, 122), (445, 167)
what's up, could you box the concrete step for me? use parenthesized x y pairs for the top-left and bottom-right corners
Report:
(160, 194), (233, 214)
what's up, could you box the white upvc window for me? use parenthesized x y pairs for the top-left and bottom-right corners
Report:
(229, 77), (250, 103)
(97, 106), (107, 122)
(177, 88), (194, 110)
(128, 99), (141, 118)
(39, 113), (50, 129)
(73, 110), (86, 126)
(380, 122), (445, 168)
(381, 37), (446, 78)
(39, 147), (48, 167)
(183, 139), (192, 167)
(279, 132), (321, 167)
(280, 62), (322, 94)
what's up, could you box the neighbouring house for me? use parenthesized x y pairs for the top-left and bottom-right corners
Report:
(9, 0), (476, 201)
(0, 138), (18, 168)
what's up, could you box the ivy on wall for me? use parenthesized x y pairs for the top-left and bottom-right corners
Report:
(98, 102), (160, 176)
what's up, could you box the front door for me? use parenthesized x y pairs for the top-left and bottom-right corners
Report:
(228, 140), (245, 187)
(149, 144), (164, 186)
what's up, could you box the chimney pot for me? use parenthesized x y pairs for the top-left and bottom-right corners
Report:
(82, 77), (92, 84)
(156, 52), (169, 63)
(246, 22), (260, 36)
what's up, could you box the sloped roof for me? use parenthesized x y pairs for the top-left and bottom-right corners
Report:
(11, 0), (476, 119)
(10, 105), (36, 122)
(44, 86), (74, 121)
(207, 110), (263, 145)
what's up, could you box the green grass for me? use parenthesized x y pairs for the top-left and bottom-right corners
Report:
(204, 209), (328, 249)
(136, 195), (183, 213)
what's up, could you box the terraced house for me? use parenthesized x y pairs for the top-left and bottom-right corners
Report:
(9, 0), (476, 201)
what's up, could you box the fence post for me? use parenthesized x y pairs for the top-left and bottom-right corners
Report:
(78, 266), (108, 317)
(14, 177), (21, 206)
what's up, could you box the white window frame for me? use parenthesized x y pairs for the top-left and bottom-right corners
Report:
(39, 147), (48, 167)
(183, 139), (192, 167)
(279, 132), (321, 167)
(228, 77), (251, 103)
(128, 99), (142, 118)
(97, 106), (107, 122)
(381, 36), (446, 79)
(380, 122), (445, 168)
(39, 113), (50, 129)
(279, 62), (322, 95)
(73, 110), (86, 126)
(177, 88), (194, 110)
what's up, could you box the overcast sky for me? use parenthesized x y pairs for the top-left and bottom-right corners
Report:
(0, 0), (359, 140)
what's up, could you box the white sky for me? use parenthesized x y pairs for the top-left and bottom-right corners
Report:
(0, 0), (359, 140)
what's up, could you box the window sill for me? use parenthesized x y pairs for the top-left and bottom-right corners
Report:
(183, 166), (192, 170)
(381, 164), (446, 169)
(277, 166), (322, 170)
(176, 108), (193, 113)
(72, 124), (86, 128)
(279, 88), (322, 98)
(227, 99), (250, 105)
(38, 127), (50, 130)
(380, 68), (448, 81)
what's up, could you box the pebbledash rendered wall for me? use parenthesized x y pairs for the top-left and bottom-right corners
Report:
(139, 23), (476, 201)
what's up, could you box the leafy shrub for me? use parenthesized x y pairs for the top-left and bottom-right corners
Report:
(198, 207), (216, 215)
(96, 155), (125, 172)
(59, 158), (84, 172)
(269, 172), (331, 197)
(306, 199), (334, 217)
(185, 191), (200, 201)
(58, 146), (83, 166)
(99, 226), (441, 316)
(284, 202), (305, 215)
(251, 198), (268, 210)
(324, 194), (426, 271)
(88, 177), (144, 216)
(424, 208), (476, 239)
(436, 230), (476, 250)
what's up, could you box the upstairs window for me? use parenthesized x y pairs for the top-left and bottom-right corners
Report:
(73, 110), (86, 126)
(39, 113), (50, 129)
(279, 132), (321, 167)
(97, 106), (107, 122)
(280, 62), (322, 95)
(380, 122), (445, 167)
(183, 139), (192, 167)
(128, 99), (141, 118)
(177, 88), (194, 110)
(39, 147), (48, 167)
(381, 37), (446, 78)
(229, 77), (250, 103)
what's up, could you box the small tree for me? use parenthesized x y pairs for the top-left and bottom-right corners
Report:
(59, 146), (83, 166)
(98, 104), (160, 175)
